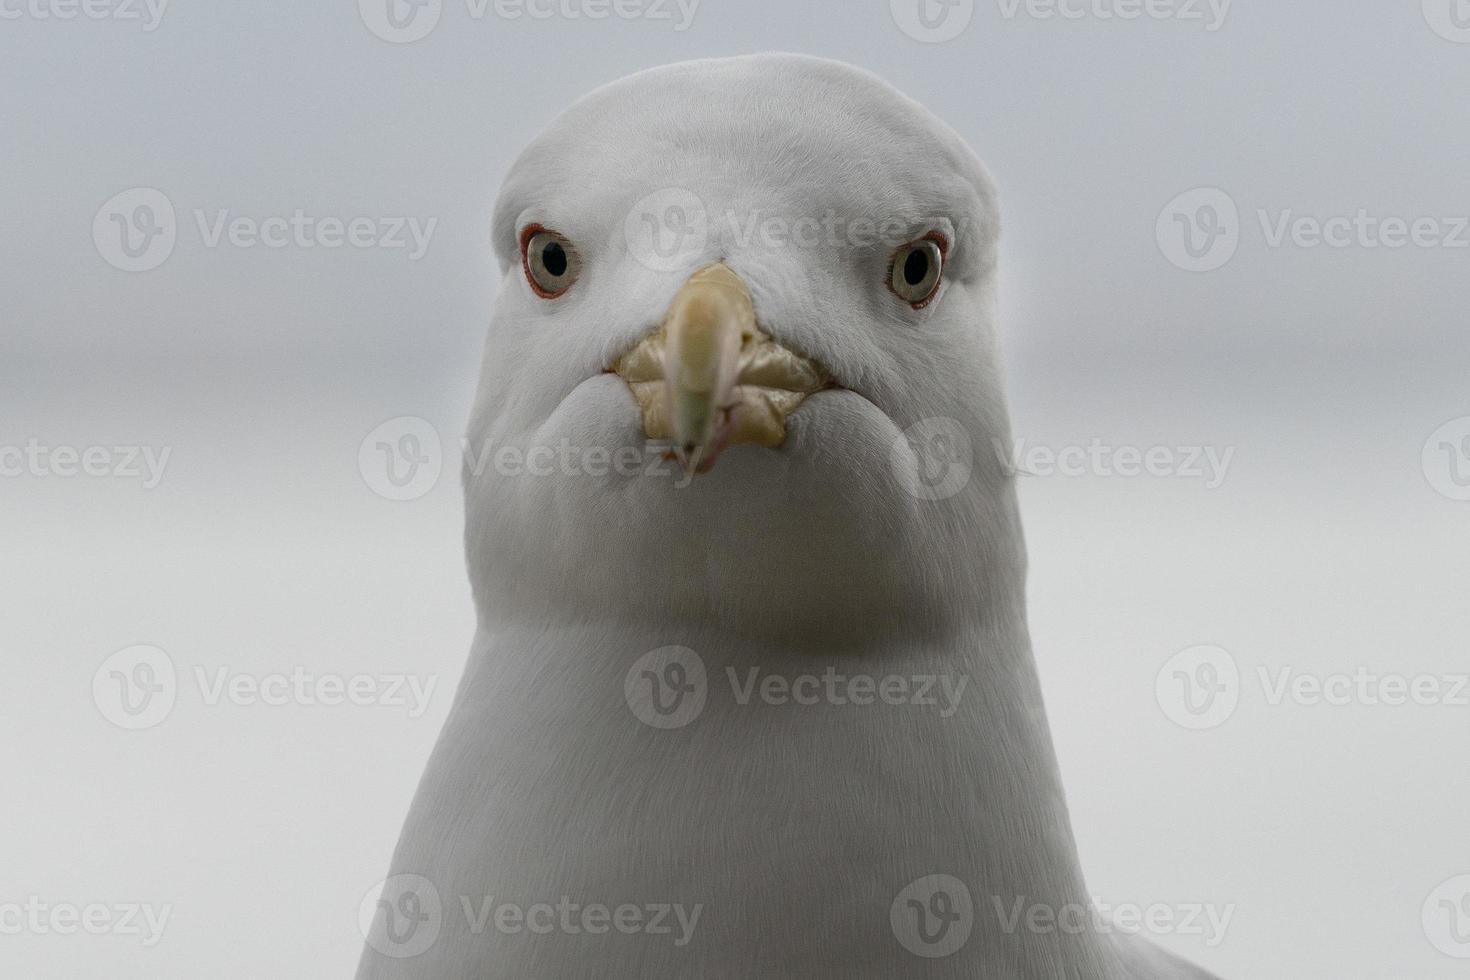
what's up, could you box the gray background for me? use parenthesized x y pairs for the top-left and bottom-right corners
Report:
(3, 1), (1469, 977)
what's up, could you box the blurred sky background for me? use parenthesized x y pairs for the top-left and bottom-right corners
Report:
(3, 1), (1469, 977)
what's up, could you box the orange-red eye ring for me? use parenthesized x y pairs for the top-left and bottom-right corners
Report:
(520, 224), (579, 299)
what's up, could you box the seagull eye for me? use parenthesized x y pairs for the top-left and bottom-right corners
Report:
(521, 226), (580, 298)
(888, 235), (946, 308)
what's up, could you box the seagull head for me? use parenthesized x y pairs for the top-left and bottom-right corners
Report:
(466, 54), (1019, 640)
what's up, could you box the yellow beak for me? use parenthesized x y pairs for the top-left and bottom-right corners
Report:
(614, 263), (831, 475)
(661, 263), (754, 469)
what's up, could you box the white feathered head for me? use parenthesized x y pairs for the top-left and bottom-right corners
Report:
(466, 54), (1020, 642)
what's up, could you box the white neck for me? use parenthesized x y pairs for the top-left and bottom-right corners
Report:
(423, 578), (1125, 976)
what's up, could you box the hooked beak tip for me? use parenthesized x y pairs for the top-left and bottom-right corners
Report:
(661, 263), (751, 467)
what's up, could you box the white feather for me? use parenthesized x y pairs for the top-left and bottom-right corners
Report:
(358, 52), (1220, 980)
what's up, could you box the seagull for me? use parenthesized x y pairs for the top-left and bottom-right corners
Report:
(357, 52), (1224, 980)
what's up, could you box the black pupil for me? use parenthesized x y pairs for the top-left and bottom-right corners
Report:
(541, 240), (568, 278)
(903, 247), (931, 287)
